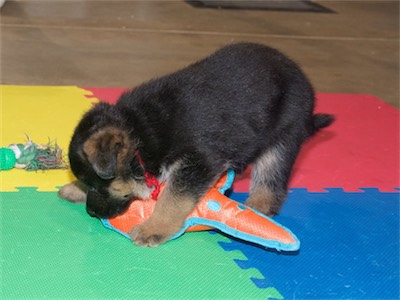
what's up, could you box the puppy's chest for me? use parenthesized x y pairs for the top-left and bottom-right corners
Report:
(157, 161), (182, 184)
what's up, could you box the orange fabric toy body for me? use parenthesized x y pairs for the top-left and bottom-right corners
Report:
(101, 170), (300, 251)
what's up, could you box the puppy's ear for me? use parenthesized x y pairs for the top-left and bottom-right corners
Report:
(58, 181), (88, 203)
(83, 127), (130, 180)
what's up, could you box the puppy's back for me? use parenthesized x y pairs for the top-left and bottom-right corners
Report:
(117, 43), (316, 169)
(175, 42), (314, 116)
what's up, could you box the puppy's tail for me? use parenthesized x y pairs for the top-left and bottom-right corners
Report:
(310, 113), (335, 136)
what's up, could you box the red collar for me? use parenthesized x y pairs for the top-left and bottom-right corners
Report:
(134, 151), (160, 200)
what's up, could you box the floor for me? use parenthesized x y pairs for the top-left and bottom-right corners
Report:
(1, 0), (399, 108)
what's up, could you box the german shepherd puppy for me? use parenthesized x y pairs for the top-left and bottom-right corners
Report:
(59, 43), (333, 247)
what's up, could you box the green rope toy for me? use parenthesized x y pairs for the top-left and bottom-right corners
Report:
(0, 137), (68, 171)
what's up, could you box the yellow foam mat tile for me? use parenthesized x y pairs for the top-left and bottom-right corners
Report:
(0, 85), (97, 191)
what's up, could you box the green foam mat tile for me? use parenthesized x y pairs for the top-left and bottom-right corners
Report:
(1, 188), (275, 299)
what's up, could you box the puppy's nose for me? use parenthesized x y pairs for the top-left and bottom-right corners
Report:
(86, 206), (97, 218)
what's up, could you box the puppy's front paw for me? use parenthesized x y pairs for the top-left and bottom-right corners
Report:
(129, 221), (178, 247)
(58, 181), (87, 204)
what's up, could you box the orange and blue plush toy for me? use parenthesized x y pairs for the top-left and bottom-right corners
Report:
(102, 170), (300, 251)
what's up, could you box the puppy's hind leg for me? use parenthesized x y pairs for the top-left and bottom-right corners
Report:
(246, 142), (300, 217)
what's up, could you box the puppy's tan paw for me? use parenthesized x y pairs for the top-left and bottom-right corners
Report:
(58, 181), (87, 204)
(129, 221), (179, 247)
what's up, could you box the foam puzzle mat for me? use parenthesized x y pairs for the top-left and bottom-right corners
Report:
(1, 85), (399, 299)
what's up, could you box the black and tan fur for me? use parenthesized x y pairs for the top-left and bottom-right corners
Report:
(59, 43), (333, 247)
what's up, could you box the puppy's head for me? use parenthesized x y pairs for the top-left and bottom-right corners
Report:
(65, 103), (151, 219)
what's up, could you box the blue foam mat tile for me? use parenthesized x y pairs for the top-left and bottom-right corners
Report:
(233, 258), (254, 270)
(227, 189), (399, 299)
(218, 239), (240, 251)
(250, 277), (271, 289)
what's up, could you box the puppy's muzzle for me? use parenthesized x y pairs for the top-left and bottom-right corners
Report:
(86, 189), (132, 219)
